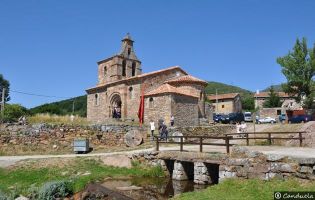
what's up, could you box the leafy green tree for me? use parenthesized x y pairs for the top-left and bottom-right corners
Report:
(0, 74), (10, 102)
(277, 37), (315, 105)
(2, 104), (29, 122)
(241, 93), (255, 111)
(263, 86), (282, 108)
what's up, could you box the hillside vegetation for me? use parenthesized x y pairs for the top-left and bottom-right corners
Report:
(205, 81), (251, 95)
(29, 95), (87, 117)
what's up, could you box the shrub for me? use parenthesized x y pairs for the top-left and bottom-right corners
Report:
(37, 180), (73, 200)
(0, 190), (8, 200)
(1, 104), (29, 122)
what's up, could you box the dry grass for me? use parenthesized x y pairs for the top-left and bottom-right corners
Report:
(28, 113), (89, 125)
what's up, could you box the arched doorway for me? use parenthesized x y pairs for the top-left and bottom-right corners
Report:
(110, 94), (122, 118)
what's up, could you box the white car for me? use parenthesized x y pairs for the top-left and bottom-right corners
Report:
(257, 117), (276, 124)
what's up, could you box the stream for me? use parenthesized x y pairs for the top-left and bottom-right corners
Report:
(100, 177), (211, 199)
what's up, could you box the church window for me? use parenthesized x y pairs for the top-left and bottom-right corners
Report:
(128, 48), (131, 56)
(104, 66), (107, 77)
(95, 94), (99, 106)
(132, 62), (136, 76)
(200, 92), (203, 100)
(149, 97), (154, 108)
(129, 87), (133, 99)
(122, 60), (126, 76)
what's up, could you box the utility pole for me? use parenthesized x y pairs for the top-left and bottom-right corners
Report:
(1, 88), (5, 121)
(216, 89), (218, 113)
(72, 99), (75, 114)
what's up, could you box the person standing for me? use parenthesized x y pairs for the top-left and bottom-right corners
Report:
(170, 115), (175, 126)
(150, 119), (155, 141)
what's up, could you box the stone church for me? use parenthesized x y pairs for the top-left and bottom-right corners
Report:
(86, 34), (207, 126)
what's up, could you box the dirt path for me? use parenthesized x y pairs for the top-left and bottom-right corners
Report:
(1, 144), (315, 168)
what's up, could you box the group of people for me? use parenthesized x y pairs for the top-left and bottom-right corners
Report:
(149, 115), (175, 141)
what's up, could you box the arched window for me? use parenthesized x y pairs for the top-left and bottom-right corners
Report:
(200, 92), (203, 100)
(122, 60), (126, 76)
(132, 62), (136, 76)
(95, 94), (99, 106)
(104, 66), (107, 77)
(129, 87), (133, 99)
(149, 97), (154, 108)
(128, 48), (131, 56)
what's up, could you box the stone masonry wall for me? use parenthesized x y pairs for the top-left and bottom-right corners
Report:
(172, 94), (199, 127)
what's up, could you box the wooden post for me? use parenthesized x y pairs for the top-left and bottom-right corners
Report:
(246, 133), (249, 146)
(268, 133), (272, 145)
(180, 137), (183, 151)
(156, 137), (159, 151)
(199, 137), (203, 152)
(225, 136), (230, 154)
(299, 132), (303, 147)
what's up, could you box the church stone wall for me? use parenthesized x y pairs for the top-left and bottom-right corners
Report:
(171, 94), (199, 126)
(144, 95), (172, 126)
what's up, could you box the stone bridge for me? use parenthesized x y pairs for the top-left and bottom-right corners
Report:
(131, 146), (315, 185)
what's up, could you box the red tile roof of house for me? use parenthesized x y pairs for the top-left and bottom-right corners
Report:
(207, 93), (239, 101)
(254, 92), (290, 98)
(165, 75), (208, 85)
(145, 83), (199, 98)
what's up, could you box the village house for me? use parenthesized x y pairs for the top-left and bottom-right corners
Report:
(86, 34), (207, 126)
(207, 93), (242, 114)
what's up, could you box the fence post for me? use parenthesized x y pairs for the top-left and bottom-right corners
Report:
(156, 137), (159, 151)
(246, 133), (249, 146)
(225, 136), (230, 154)
(268, 133), (272, 145)
(180, 137), (183, 151)
(299, 132), (303, 147)
(199, 137), (203, 152)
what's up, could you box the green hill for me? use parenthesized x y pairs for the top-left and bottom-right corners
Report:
(205, 81), (252, 95)
(30, 95), (87, 117)
(262, 84), (284, 92)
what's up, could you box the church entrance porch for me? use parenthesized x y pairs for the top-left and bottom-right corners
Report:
(110, 94), (122, 119)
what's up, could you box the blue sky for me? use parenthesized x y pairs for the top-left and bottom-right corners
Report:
(1, 0), (315, 108)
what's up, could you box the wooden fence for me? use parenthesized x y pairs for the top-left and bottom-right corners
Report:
(225, 131), (306, 146)
(154, 135), (233, 153)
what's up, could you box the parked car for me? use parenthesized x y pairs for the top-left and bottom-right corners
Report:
(244, 112), (252, 122)
(222, 113), (245, 124)
(257, 117), (276, 124)
(288, 115), (312, 123)
(213, 114), (228, 123)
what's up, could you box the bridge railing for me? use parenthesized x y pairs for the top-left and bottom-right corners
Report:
(225, 131), (306, 146)
(154, 135), (233, 154)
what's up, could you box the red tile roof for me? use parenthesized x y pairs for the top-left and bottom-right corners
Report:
(145, 84), (199, 98)
(254, 92), (290, 98)
(207, 93), (239, 101)
(165, 75), (207, 85)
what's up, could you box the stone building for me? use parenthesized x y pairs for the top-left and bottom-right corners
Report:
(207, 93), (242, 114)
(86, 34), (207, 126)
(254, 92), (295, 109)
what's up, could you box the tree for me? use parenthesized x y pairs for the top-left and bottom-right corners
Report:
(263, 86), (282, 108)
(0, 74), (10, 102)
(277, 37), (315, 105)
(241, 93), (255, 111)
(2, 104), (29, 122)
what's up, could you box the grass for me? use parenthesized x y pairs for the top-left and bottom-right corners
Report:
(174, 178), (315, 200)
(0, 158), (164, 197)
(27, 113), (89, 126)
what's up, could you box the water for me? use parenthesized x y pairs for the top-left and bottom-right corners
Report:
(101, 177), (210, 200)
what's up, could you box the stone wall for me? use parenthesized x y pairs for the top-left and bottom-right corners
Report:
(168, 125), (234, 137)
(171, 94), (199, 127)
(144, 95), (171, 126)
